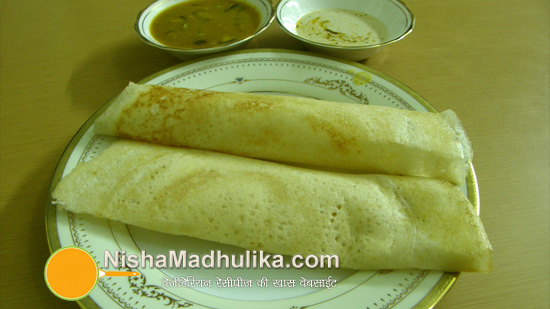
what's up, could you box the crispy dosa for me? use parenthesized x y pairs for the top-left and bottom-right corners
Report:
(52, 140), (491, 273)
(94, 83), (472, 185)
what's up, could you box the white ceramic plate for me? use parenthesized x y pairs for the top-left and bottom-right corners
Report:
(46, 49), (478, 309)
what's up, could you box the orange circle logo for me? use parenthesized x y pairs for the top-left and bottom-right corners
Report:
(44, 247), (98, 300)
(44, 246), (140, 301)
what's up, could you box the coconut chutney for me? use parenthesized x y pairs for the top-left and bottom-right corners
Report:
(296, 9), (388, 46)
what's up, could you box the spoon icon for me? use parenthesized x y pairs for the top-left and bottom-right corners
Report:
(98, 269), (139, 278)
(45, 246), (140, 300)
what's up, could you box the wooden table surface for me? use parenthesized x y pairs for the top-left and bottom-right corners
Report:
(1, 0), (548, 308)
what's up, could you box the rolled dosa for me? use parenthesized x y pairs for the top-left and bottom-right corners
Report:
(94, 83), (472, 185)
(52, 140), (491, 273)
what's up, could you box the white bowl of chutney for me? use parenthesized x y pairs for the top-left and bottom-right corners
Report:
(136, 0), (275, 60)
(276, 0), (414, 61)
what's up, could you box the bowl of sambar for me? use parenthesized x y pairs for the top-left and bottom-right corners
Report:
(135, 0), (275, 59)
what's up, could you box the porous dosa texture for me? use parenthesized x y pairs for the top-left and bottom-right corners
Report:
(52, 140), (491, 273)
(94, 83), (472, 185)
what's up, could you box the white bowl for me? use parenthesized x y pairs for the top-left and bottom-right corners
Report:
(135, 0), (275, 60)
(276, 0), (414, 61)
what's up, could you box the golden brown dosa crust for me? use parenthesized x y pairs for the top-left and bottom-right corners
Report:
(52, 140), (491, 273)
(94, 83), (472, 185)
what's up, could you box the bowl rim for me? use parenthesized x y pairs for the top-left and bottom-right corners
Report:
(275, 0), (415, 50)
(134, 0), (276, 53)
